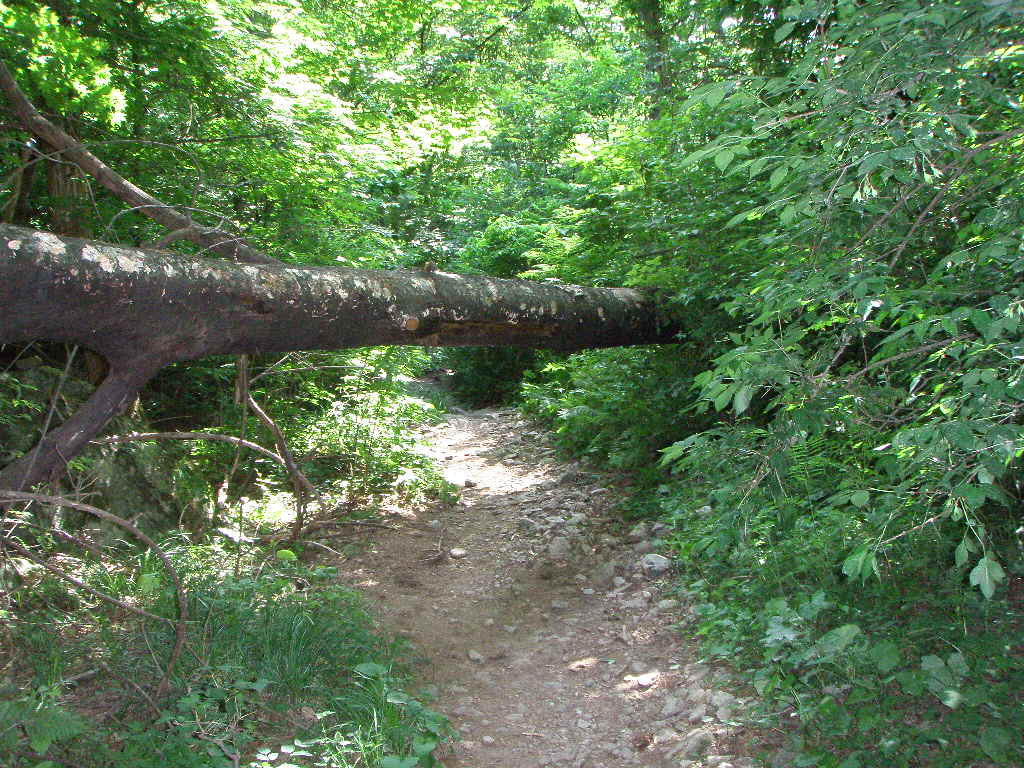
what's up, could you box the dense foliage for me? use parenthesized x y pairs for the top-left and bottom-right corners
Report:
(2, 0), (1023, 765)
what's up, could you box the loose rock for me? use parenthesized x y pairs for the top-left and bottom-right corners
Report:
(640, 553), (671, 578)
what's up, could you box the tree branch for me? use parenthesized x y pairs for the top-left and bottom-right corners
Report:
(0, 61), (277, 265)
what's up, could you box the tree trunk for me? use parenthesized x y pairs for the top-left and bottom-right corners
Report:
(624, 0), (671, 120)
(0, 224), (682, 489)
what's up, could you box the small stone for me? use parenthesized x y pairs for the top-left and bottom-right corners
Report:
(771, 751), (799, 768)
(612, 576), (627, 588)
(660, 695), (685, 718)
(634, 670), (660, 689)
(449, 547), (468, 559)
(468, 649), (485, 663)
(589, 561), (616, 588)
(629, 661), (649, 674)
(464, 479), (477, 488)
(705, 756), (735, 768)
(657, 598), (680, 611)
(482, 736), (495, 745)
(633, 540), (655, 555)
(547, 536), (574, 559)
(695, 505), (712, 516)
(640, 553), (671, 578)
(654, 726), (678, 743)
(679, 728), (714, 759)
(626, 522), (649, 542)
(427, 519), (442, 529)
(711, 690), (739, 721)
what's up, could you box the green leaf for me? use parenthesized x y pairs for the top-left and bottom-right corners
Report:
(138, 572), (160, 595)
(276, 549), (297, 562)
(841, 545), (877, 583)
(954, 541), (968, 568)
(769, 164), (788, 189)
(733, 385), (754, 414)
(381, 757), (418, 768)
(724, 208), (752, 229)
(969, 556), (1005, 599)
(412, 736), (438, 756)
(816, 623), (861, 656)
(704, 82), (729, 108)
(868, 641), (901, 673)
(774, 21), (797, 42)
(354, 662), (388, 678)
(979, 727), (1013, 762)
(713, 385), (734, 411)
(850, 490), (870, 508)
(714, 149), (736, 171)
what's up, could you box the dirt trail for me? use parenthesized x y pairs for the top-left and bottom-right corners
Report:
(340, 407), (759, 768)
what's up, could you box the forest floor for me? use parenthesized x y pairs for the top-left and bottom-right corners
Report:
(337, 405), (769, 768)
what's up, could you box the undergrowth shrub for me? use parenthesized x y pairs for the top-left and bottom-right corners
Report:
(1, 540), (451, 768)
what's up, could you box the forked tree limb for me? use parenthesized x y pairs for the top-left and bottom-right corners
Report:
(0, 61), (276, 265)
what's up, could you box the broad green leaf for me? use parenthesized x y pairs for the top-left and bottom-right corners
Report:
(138, 572), (160, 595)
(714, 149), (736, 171)
(979, 727), (1013, 762)
(354, 662), (388, 678)
(769, 164), (788, 189)
(381, 757), (418, 768)
(412, 736), (438, 756)
(816, 623), (861, 656)
(724, 208), (752, 229)
(868, 641), (901, 673)
(733, 385), (754, 414)
(969, 556), (1005, 599)
(714, 385), (734, 411)
(850, 490), (870, 508)
(774, 21), (797, 42)
(704, 82), (729, 108)
(954, 541), (968, 568)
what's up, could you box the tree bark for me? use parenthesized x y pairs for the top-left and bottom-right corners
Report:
(0, 224), (681, 489)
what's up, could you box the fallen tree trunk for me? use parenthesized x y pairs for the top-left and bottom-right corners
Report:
(0, 225), (681, 489)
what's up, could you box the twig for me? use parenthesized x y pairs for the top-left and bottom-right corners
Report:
(2, 538), (171, 625)
(98, 661), (162, 718)
(0, 491), (188, 698)
(301, 540), (346, 558)
(92, 431), (287, 467)
(846, 335), (971, 382)
(244, 394), (317, 541)
(231, 356), (250, 578)
(194, 732), (240, 768)
(20, 346), (78, 491)
(876, 512), (947, 547)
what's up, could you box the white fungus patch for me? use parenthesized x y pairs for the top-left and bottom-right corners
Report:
(6, 239), (21, 251)
(80, 244), (144, 274)
(32, 232), (67, 256)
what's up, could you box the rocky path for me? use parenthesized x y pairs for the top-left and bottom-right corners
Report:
(340, 407), (759, 768)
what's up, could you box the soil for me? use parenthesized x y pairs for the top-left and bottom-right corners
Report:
(339, 406), (762, 768)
